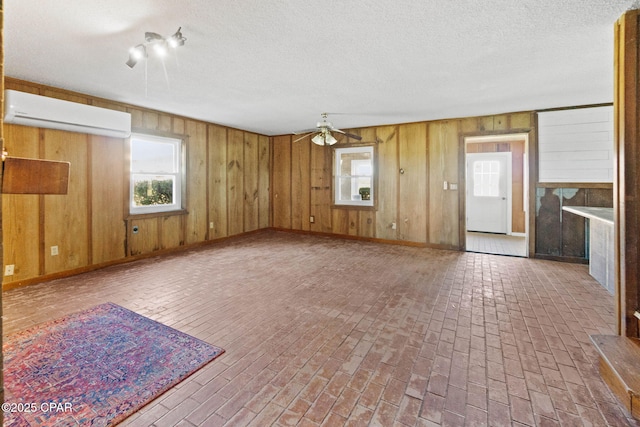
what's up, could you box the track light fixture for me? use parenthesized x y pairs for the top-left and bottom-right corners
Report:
(126, 27), (186, 68)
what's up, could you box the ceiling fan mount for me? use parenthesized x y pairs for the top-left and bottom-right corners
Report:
(293, 113), (362, 145)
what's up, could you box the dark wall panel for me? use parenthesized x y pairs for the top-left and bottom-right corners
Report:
(535, 187), (613, 261)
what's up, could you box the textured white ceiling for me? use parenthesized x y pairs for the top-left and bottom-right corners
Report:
(4, 0), (637, 135)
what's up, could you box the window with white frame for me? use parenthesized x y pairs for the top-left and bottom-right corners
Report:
(473, 160), (500, 197)
(334, 146), (374, 207)
(130, 133), (183, 215)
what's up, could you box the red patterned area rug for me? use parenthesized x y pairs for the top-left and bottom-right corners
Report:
(3, 302), (224, 426)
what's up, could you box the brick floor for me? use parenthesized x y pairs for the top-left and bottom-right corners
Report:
(3, 231), (638, 426)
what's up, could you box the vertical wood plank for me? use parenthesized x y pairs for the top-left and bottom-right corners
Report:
(359, 211), (376, 238)
(494, 115), (509, 131)
(376, 125), (399, 240)
(173, 118), (185, 135)
(478, 116), (495, 132)
(2, 125), (41, 280)
(129, 109), (143, 129)
(310, 143), (332, 233)
(227, 129), (244, 235)
(90, 135), (125, 263)
(353, 128), (377, 238)
(428, 122), (458, 246)
(332, 209), (349, 235)
(128, 218), (159, 255)
(160, 215), (183, 249)
(348, 210), (359, 236)
(510, 112), (533, 129)
(291, 136), (311, 230)
(243, 133), (259, 232)
(43, 130), (89, 273)
(272, 135), (292, 229)
(208, 124), (228, 239)
(142, 111), (159, 130)
(185, 120), (208, 244)
(460, 117), (479, 134)
(159, 115), (172, 133)
(258, 135), (270, 229)
(511, 140), (526, 233)
(398, 123), (428, 243)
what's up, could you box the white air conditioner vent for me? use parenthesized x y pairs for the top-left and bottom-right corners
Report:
(4, 90), (131, 138)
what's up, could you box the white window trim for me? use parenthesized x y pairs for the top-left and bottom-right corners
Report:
(334, 146), (375, 207)
(129, 133), (184, 215)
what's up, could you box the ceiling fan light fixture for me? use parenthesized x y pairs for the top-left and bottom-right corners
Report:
(312, 132), (338, 146)
(294, 113), (358, 146)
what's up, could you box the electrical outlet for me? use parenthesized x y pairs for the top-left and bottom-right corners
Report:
(210, 222), (214, 229)
(4, 264), (14, 276)
(391, 222), (397, 230)
(443, 181), (448, 190)
(310, 216), (315, 223)
(51, 245), (59, 256)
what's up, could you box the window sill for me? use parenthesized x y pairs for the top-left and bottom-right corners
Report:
(126, 209), (189, 220)
(331, 204), (377, 211)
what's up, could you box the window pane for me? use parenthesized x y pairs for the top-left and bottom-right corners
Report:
(340, 151), (372, 176)
(130, 134), (183, 215)
(131, 140), (176, 173)
(473, 160), (500, 197)
(132, 174), (175, 207)
(338, 177), (372, 201)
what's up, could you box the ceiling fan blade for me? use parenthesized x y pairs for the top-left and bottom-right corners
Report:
(293, 133), (314, 142)
(331, 128), (363, 141)
(293, 128), (318, 135)
(344, 132), (362, 141)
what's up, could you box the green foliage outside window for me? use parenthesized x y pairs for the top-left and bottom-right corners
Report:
(133, 179), (173, 206)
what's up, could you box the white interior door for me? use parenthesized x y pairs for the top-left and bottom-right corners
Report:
(466, 152), (511, 234)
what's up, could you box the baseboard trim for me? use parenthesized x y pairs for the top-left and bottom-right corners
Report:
(2, 229), (268, 291)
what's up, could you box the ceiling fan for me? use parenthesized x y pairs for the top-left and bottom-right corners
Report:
(293, 113), (362, 146)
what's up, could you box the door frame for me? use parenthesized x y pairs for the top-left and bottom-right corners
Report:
(460, 133), (531, 255)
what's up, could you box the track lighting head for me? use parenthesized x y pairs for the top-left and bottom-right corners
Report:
(144, 32), (163, 43)
(168, 27), (186, 48)
(126, 27), (186, 68)
(126, 44), (147, 68)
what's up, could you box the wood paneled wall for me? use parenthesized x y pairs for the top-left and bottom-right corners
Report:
(272, 112), (535, 249)
(2, 78), (270, 287)
(2, 79), (536, 283)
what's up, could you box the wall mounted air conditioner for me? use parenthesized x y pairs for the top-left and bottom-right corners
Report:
(4, 90), (131, 138)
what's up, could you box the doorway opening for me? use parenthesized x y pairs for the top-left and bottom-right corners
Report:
(464, 134), (529, 257)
